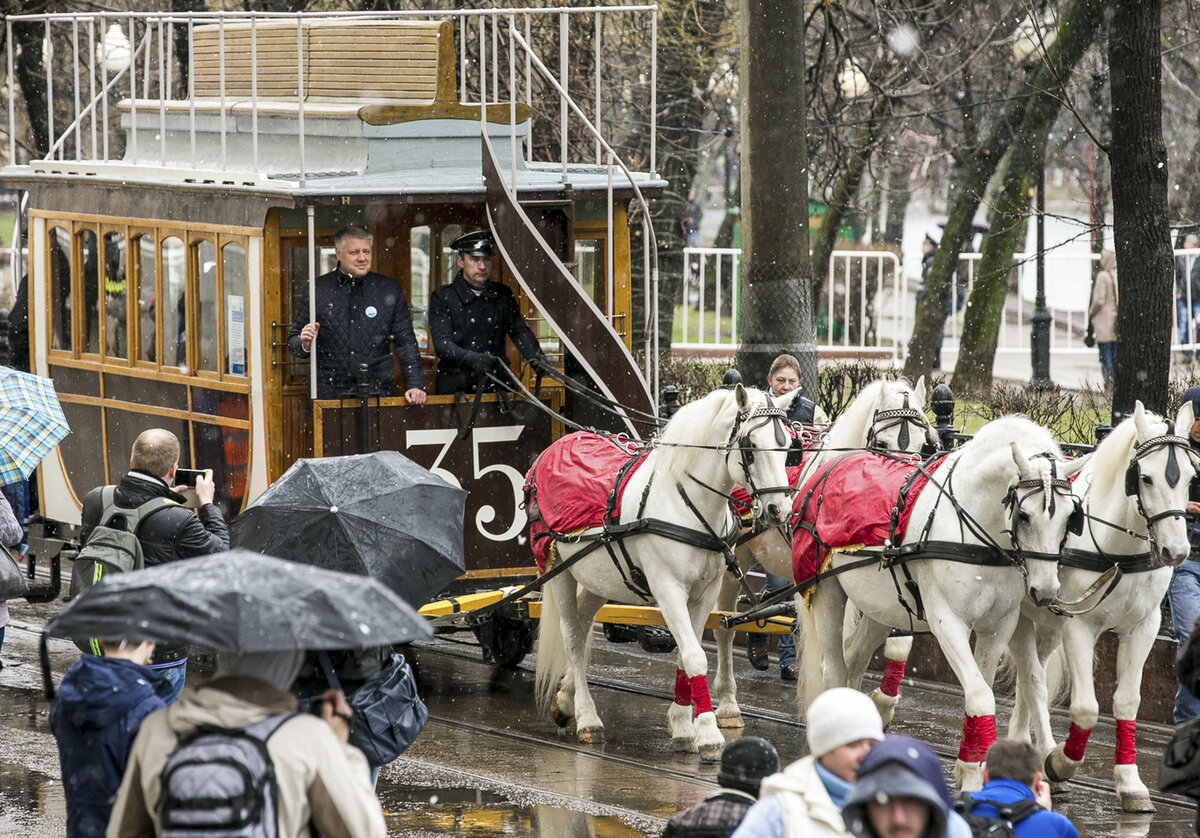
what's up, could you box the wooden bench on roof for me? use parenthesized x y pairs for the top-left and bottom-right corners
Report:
(132, 19), (530, 124)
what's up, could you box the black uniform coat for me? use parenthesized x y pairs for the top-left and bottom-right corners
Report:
(429, 272), (544, 394)
(287, 268), (425, 400)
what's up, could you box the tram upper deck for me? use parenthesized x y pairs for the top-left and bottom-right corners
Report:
(0, 9), (665, 579)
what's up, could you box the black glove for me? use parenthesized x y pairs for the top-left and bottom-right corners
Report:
(469, 352), (497, 375)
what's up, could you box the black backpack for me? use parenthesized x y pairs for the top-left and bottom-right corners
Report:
(158, 712), (295, 838)
(69, 486), (174, 653)
(952, 791), (1040, 838)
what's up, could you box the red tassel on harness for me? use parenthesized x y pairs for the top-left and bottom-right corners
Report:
(674, 669), (692, 707)
(689, 674), (713, 717)
(1063, 722), (1092, 762)
(956, 714), (997, 763)
(1114, 719), (1137, 765)
(880, 659), (906, 697)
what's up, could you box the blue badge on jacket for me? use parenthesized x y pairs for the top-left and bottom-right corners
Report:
(365, 306), (378, 318)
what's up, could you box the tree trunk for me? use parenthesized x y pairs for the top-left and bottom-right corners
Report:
(951, 0), (1103, 394)
(735, 0), (814, 388)
(1109, 0), (1173, 417)
(881, 154), (912, 247)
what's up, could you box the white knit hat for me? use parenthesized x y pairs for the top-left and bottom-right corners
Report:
(805, 687), (884, 757)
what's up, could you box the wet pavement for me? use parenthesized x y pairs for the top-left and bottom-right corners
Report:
(2, 594), (1199, 837)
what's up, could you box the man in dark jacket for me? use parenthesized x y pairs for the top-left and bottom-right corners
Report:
(842, 735), (950, 838)
(663, 737), (778, 837)
(79, 429), (229, 700)
(49, 639), (170, 838)
(1169, 385), (1200, 722)
(961, 740), (1077, 837)
(288, 225), (427, 402)
(428, 230), (549, 395)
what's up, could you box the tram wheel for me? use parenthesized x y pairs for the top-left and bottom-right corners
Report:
(473, 611), (536, 669)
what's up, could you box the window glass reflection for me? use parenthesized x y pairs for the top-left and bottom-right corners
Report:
(103, 231), (127, 360)
(222, 243), (247, 376)
(161, 236), (186, 369)
(49, 227), (72, 352)
(135, 236), (157, 363)
(79, 229), (100, 354)
(196, 240), (217, 373)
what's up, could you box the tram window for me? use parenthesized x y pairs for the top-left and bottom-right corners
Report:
(79, 229), (100, 355)
(574, 239), (604, 309)
(102, 231), (128, 360)
(438, 225), (467, 287)
(135, 236), (157, 363)
(48, 227), (71, 352)
(195, 240), (218, 374)
(285, 244), (337, 381)
(409, 227), (431, 349)
(222, 243), (248, 377)
(161, 236), (186, 370)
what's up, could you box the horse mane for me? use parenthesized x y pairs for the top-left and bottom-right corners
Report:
(654, 387), (742, 479)
(957, 414), (1060, 465)
(825, 379), (891, 449)
(1086, 411), (1164, 491)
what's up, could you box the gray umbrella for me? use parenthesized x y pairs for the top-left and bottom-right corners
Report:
(44, 550), (432, 653)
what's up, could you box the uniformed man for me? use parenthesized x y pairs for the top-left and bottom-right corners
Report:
(428, 230), (549, 395)
(288, 225), (427, 403)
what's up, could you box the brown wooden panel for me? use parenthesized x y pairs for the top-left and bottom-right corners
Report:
(314, 394), (560, 575)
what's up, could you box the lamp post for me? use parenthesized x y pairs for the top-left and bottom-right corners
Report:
(1030, 165), (1053, 388)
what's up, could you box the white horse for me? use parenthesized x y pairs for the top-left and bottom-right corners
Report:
(797, 415), (1086, 790)
(1006, 401), (1196, 812)
(712, 377), (935, 728)
(533, 384), (791, 761)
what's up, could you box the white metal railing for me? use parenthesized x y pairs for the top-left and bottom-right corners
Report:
(676, 247), (1200, 359)
(3, 8), (658, 180)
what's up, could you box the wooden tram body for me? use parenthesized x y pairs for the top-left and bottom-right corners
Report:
(1, 9), (664, 595)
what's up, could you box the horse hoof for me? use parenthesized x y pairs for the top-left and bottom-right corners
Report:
(870, 689), (899, 729)
(699, 742), (724, 763)
(1118, 789), (1155, 813)
(673, 736), (698, 753)
(955, 759), (983, 792)
(578, 726), (605, 745)
(716, 711), (745, 729)
(1044, 744), (1082, 783)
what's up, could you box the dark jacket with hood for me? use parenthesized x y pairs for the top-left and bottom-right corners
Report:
(287, 268), (425, 400)
(842, 735), (951, 838)
(49, 655), (171, 838)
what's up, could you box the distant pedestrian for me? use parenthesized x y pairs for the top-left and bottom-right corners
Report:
(662, 736), (779, 838)
(1089, 249), (1118, 386)
(1177, 235), (1200, 359)
(959, 739), (1078, 837)
(842, 735), (952, 838)
(51, 640), (170, 838)
(731, 687), (884, 838)
(107, 649), (386, 838)
(1170, 385), (1200, 723)
(0, 489), (23, 665)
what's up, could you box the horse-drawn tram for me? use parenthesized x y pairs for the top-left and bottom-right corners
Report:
(1, 7), (664, 605)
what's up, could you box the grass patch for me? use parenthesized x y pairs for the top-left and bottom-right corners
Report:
(0, 211), (16, 248)
(672, 304), (735, 344)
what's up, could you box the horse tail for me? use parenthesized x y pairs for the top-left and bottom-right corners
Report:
(796, 592), (825, 712)
(535, 574), (569, 713)
(1044, 641), (1071, 707)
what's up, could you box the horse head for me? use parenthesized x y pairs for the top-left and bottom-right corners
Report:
(1006, 442), (1088, 608)
(1122, 400), (1197, 565)
(864, 376), (938, 456)
(727, 384), (791, 527)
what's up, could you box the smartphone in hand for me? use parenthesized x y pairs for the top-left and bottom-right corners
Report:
(175, 468), (206, 488)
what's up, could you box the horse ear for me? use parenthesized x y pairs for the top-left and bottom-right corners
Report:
(812, 404), (830, 425)
(1176, 400), (1196, 434)
(774, 388), (801, 412)
(1011, 442), (1034, 481)
(913, 376), (927, 407)
(1061, 454), (1089, 479)
(1133, 401), (1150, 441)
(734, 382), (749, 411)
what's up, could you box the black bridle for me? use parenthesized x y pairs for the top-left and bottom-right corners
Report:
(866, 394), (937, 454)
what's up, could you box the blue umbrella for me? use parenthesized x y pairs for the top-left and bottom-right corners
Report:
(0, 367), (70, 486)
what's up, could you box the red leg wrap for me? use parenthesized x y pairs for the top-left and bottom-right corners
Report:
(1114, 719), (1137, 765)
(956, 714), (997, 763)
(1063, 722), (1092, 762)
(880, 659), (906, 697)
(690, 674), (714, 717)
(674, 669), (692, 707)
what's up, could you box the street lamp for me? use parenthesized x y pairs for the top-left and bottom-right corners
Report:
(1030, 165), (1053, 388)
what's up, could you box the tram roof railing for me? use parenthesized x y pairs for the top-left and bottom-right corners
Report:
(3, 8), (659, 187)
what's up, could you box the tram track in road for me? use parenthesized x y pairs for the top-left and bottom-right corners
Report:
(419, 633), (1199, 825)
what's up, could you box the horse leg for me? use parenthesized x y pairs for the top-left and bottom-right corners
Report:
(1110, 617), (1161, 813)
(1006, 613), (1043, 745)
(1045, 621), (1101, 786)
(711, 552), (746, 729)
(843, 615), (904, 725)
(550, 579), (607, 743)
(871, 635), (912, 730)
(660, 581), (725, 763)
(928, 607), (1002, 792)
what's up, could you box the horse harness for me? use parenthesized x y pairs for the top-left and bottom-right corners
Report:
(865, 393), (938, 456)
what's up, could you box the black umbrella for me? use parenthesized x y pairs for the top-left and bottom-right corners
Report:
(230, 451), (466, 608)
(44, 550), (432, 653)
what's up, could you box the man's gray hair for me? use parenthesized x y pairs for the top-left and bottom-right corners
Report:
(130, 428), (181, 479)
(334, 225), (373, 249)
(1185, 233), (1200, 248)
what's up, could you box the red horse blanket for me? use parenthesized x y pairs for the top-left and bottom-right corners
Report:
(791, 451), (948, 590)
(524, 431), (648, 573)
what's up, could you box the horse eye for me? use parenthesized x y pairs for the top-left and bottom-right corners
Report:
(1018, 510), (1030, 524)
(1141, 474), (1153, 486)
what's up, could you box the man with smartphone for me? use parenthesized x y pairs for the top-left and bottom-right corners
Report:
(79, 428), (230, 701)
